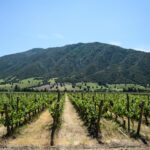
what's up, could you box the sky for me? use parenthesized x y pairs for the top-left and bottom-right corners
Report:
(0, 0), (150, 57)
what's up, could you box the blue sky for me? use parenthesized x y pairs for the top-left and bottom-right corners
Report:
(0, 0), (150, 56)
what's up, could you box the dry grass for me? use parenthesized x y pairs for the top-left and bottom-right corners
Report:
(4, 109), (52, 146)
(55, 95), (98, 146)
(100, 118), (139, 143)
(0, 125), (7, 138)
(114, 116), (150, 141)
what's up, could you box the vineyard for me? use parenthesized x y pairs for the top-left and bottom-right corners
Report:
(68, 93), (150, 139)
(0, 92), (58, 135)
(0, 92), (150, 149)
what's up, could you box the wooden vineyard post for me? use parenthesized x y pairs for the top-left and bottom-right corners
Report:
(104, 93), (106, 101)
(93, 96), (96, 110)
(82, 92), (83, 100)
(137, 100), (145, 136)
(42, 103), (44, 110)
(145, 96), (150, 125)
(92, 96), (94, 103)
(123, 119), (126, 129)
(127, 94), (130, 132)
(17, 97), (19, 113)
(50, 91), (60, 146)
(38, 106), (40, 113)
(4, 103), (11, 135)
(96, 100), (103, 138)
(29, 112), (31, 120)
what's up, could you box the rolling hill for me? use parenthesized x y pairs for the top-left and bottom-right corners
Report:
(0, 42), (150, 84)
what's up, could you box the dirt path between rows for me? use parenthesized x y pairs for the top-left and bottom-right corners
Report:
(54, 95), (98, 146)
(0, 125), (7, 138)
(4, 109), (52, 146)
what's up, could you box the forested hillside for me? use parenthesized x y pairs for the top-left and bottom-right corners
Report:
(0, 42), (150, 84)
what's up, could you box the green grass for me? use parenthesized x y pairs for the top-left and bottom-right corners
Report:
(63, 83), (80, 91)
(0, 79), (4, 83)
(0, 77), (43, 91)
(48, 78), (58, 84)
(107, 84), (149, 92)
(108, 84), (144, 89)
(0, 84), (12, 90)
(21, 77), (42, 84)
(19, 77), (43, 87)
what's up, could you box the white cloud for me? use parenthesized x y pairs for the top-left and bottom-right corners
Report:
(109, 41), (121, 46)
(134, 48), (150, 52)
(53, 33), (64, 39)
(37, 34), (49, 39)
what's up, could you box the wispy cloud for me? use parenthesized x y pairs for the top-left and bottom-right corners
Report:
(37, 34), (49, 39)
(134, 47), (150, 52)
(109, 41), (121, 46)
(53, 33), (64, 39)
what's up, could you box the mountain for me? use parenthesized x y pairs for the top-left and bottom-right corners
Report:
(0, 42), (150, 84)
